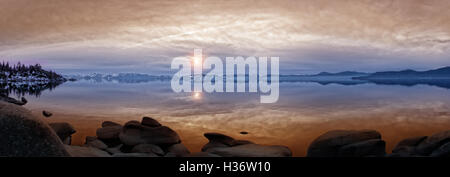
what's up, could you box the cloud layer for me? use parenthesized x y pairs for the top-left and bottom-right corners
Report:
(1, 0), (449, 73)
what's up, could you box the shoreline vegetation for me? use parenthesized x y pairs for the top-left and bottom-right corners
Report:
(0, 62), (66, 102)
(1, 100), (450, 157)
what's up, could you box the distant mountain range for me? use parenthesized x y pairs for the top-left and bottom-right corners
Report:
(355, 66), (450, 80)
(65, 73), (171, 83)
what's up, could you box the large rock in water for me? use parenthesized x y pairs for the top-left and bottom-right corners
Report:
(307, 130), (384, 157)
(0, 101), (70, 156)
(119, 120), (180, 146)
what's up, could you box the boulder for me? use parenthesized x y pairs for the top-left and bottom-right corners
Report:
(105, 144), (123, 154)
(65, 145), (111, 157)
(201, 141), (229, 152)
(96, 125), (122, 140)
(85, 139), (108, 150)
(112, 152), (158, 157)
(337, 139), (386, 157)
(48, 122), (76, 143)
(416, 130), (450, 155)
(167, 143), (190, 157)
(430, 142), (450, 157)
(164, 152), (177, 157)
(0, 101), (70, 156)
(102, 121), (121, 127)
(206, 144), (292, 157)
(188, 152), (222, 157)
(204, 133), (235, 146)
(392, 136), (427, 154)
(119, 120), (180, 146)
(232, 140), (254, 146)
(307, 130), (382, 157)
(131, 144), (165, 156)
(141, 117), (161, 127)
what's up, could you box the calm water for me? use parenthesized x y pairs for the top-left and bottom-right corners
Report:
(21, 79), (450, 156)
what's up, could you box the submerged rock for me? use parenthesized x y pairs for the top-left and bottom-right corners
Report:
(307, 130), (383, 157)
(0, 101), (70, 156)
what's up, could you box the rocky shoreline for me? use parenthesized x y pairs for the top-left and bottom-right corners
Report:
(1, 100), (450, 157)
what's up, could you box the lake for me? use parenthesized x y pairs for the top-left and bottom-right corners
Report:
(19, 78), (450, 156)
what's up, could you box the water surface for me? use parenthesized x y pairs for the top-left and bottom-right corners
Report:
(20, 78), (450, 156)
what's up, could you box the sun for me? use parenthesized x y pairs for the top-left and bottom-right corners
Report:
(193, 56), (202, 65)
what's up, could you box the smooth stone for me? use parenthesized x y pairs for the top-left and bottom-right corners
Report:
(65, 145), (111, 157)
(337, 139), (386, 157)
(167, 143), (190, 157)
(48, 122), (76, 142)
(102, 121), (121, 127)
(42, 110), (53, 117)
(204, 132), (235, 146)
(124, 120), (141, 128)
(96, 125), (122, 140)
(430, 142), (450, 157)
(86, 139), (108, 150)
(188, 152), (222, 157)
(131, 144), (165, 156)
(0, 102), (70, 156)
(105, 144), (123, 154)
(206, 144), (292, 157)
(416, 130), (450, 155)
(112, 152), (158, 157)
(141, 117), (161, 127)
(232, 140), (254, 146)
(119, 121), (180, 146)
(392, 136), (427, 154)
(201, 141), (229, 152)
(164, 152), (177, 157)
(307, 130), (381, 157)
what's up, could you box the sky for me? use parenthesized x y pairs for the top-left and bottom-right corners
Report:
(0, 0), (449, 74)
